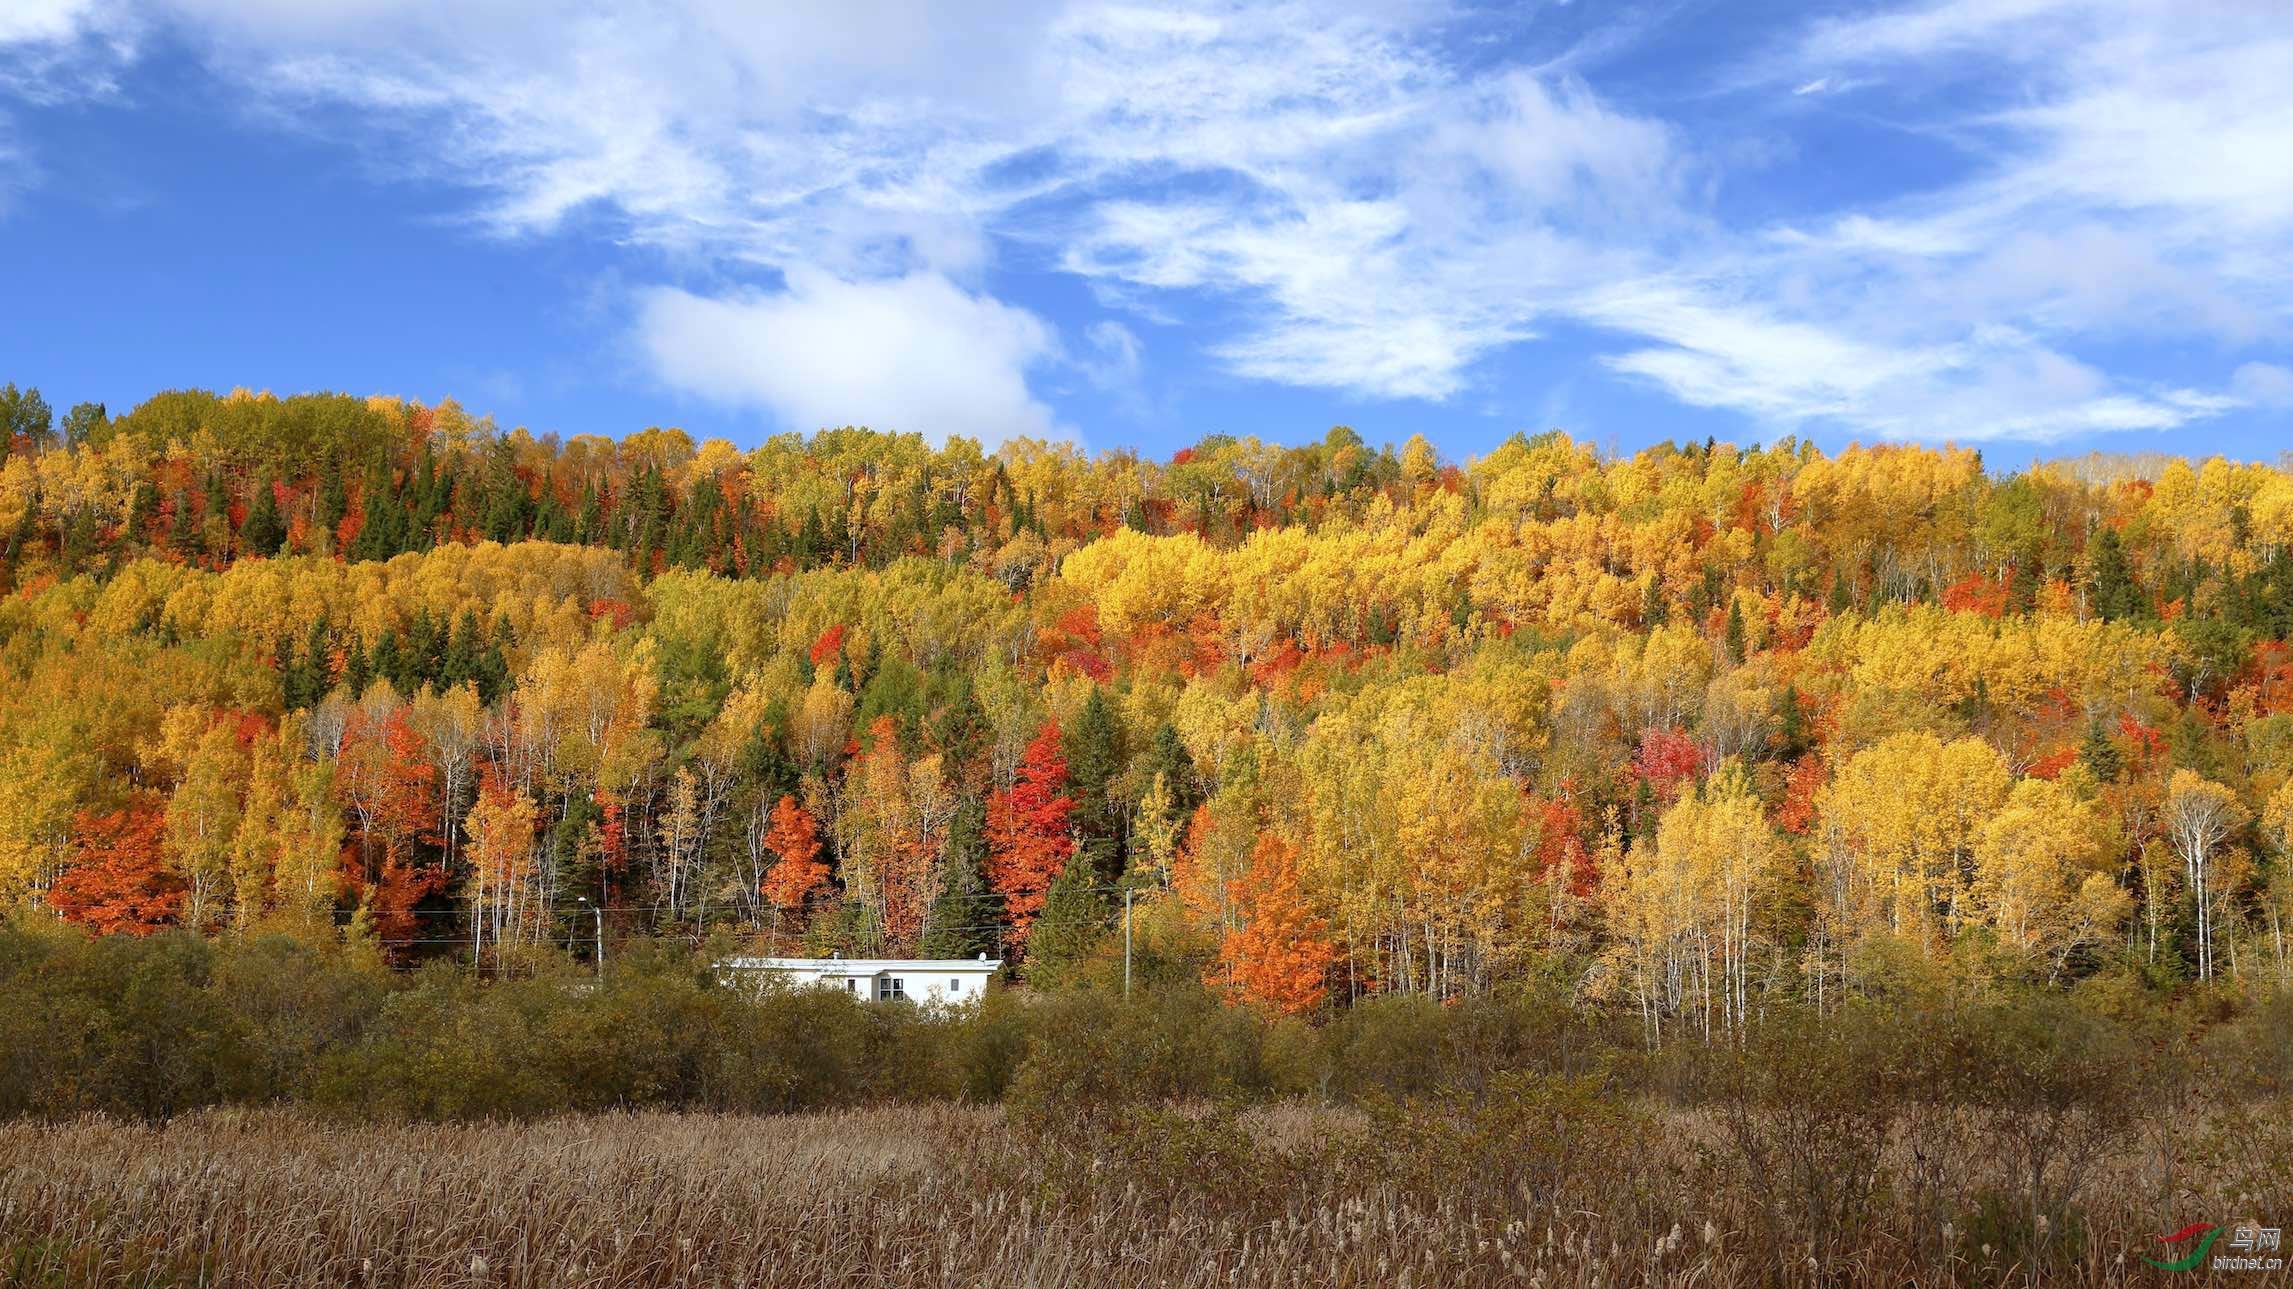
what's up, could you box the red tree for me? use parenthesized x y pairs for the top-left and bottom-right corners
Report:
(760, 795), (828, 914)
(50, 800), (183, 936)
(986, 720), (1075, 948)
(335, 705), (442, 950)
(1221, 833), (1337, 1016)
(1632, 726), (1702, 805)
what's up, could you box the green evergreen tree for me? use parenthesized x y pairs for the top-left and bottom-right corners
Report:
(1135, 723), (1201, 819)
(919, 798), (998, 961)
(343, 637), (372, 697)
(441, 609), (482, 692)
(1825, 568), (1852, 617)
(1022, 859), (1107, 985)
(239, 479), (284, 556)
(1064, 687), (1129, 869)
(2078, 714), (2125, 782)
(1723, 597), (1748, 663)
(2088, 526), (2144, 622)
(369, 629), (408, 693)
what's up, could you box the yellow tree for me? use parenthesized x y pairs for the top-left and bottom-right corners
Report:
(2165, 770), (2246, 981)
(272, 751), (346, 930)
(229, 737), (289, 927)
(155, 708), (247, 931)
(465, 769), (539, 960)
(1605, 770), (1784, 1043)
(1972, 778), (2127, 982)
(1817, 732), (2008, 956)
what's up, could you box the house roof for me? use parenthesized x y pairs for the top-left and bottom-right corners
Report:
(721, 957), (1003, 973)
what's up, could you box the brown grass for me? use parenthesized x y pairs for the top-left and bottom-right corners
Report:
(4, 1099), (2286, 1288)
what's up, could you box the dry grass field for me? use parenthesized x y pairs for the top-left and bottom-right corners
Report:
(4, 1095), (2288, 1288)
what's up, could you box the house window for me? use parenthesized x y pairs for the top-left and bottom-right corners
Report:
(948, 979), (962, 994)
(844, 979), (857, 993)
(877, 977), (906, 1001)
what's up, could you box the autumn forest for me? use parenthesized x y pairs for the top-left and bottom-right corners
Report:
(3, 381), (2293, 1032)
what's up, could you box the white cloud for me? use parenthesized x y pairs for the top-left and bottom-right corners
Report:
(1081, 320), (1142, 392)
(2, 0), (2289, 443)
(0, 0), (108, 46)
(635, 270), (1060, 443)
(2234, 362), (2293, 409)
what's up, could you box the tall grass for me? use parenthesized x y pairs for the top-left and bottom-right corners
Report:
(3, 1096), (2287, 1287)
(8, 924), (2293, 1284)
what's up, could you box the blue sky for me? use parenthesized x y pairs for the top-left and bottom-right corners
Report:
(2, 1), (2289, 468)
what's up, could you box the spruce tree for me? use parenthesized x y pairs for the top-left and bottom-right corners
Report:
(2079, 714), (2124, 782)
(240, 479), (284, 556)
(369, 629), (407, 693)
(920, 798), (998, 961)
(2088, 527), (2143, 621)
(1022, 861), (1107, 986)
(1135, 723), (1201, 820)
(441, 609), (481, 692)
(1064, 688), (1128, 871)
(344, 637), (372, 697)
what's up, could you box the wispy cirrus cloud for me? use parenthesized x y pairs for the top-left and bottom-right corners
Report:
(0, 0), (2288, 445)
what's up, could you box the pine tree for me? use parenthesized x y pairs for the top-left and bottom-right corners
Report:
(1064, 688), (1128, 871)
(1021, 860), (1106, 986)
(441, 609), (481, 692)
(1135, 724), (1201, 820)
(239, 479), (284, 556)
(475, 616), (513, 705)
(2088, 526), (2144, 622)
(920, 798), (997, 960)
(344, 637), (372, 697)
(1641, 576), (1668, 628)
(2079, 714), (2125, 783)
(369, 629), (407, 693)
(1723, 597), (1748, 663)
(318, 457), (348, 534)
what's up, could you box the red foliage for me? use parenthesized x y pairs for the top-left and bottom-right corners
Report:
(1057, 648), (1113, 681)
(595, 787), (627, 883)
(1220, 833), (1338, 1016)
(588, 598), (638, 630)
(1052, 604), (1103, 650)
(985, 721), (1076, 948)
(336, 706), (438, 866)
(2253, 641), (2293, 714)
(50, 800), (183, 937)
(2117, 713), (2164, 760)
(1247, 638), (1305, 689)
(1775, 753), (1825, 836)
(1941, 574), (2009, 618)
(335, 706), (441, 952)
(2026, 746), (2077, 779)
(1733, 480), (1767, 535)
(345, 853), (445, 953)
(761, 795), (829, 913)
(1632, 726), (1703, 805)
(809, 623), (848, 669)
(1527, 793), (1594, 896)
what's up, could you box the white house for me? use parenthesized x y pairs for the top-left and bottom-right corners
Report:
(720, 953), (1001, 1007)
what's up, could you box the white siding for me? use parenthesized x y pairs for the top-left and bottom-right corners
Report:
(719, 958), (1000, 1009)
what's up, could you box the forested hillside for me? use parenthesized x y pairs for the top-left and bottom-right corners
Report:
(5, 382), (2293, 1032)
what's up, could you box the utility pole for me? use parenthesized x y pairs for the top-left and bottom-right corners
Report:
(1123, 886), (1134, 1000)
(578, 896), (603, 979)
